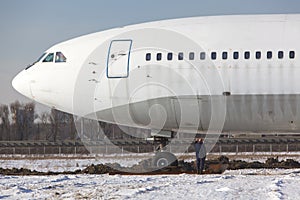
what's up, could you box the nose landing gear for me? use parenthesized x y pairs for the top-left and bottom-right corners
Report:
(153, 151), (178, 167)
(149, 132), (179, 168)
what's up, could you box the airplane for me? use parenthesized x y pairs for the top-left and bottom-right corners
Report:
(12, 14), (300, 167)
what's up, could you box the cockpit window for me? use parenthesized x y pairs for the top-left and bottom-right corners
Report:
(43, 53), (54, 62)
(25, 53), (47, 70)
(55, 52), (67, 63)
(37, 53), (47, 62)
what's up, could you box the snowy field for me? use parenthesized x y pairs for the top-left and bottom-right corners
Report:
(0, 154), (153, 172)
(0, 153), (300, 199)
(0, 152), (300, 172)
(0, 169), (300, 199)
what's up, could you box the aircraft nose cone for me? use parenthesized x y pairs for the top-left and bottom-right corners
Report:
(12, 70), (32, 99)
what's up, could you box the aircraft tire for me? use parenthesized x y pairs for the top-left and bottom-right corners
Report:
(153, 152), (178, 168)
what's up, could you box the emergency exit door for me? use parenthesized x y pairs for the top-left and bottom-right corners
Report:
(107, 40), (132, 78)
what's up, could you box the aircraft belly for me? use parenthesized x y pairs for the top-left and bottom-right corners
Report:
(222, 95), (299, 132)
(94, 94), (300, 133)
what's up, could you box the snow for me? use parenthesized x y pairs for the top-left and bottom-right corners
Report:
(0, 169), (300, 199)
(0, 154), (300, 199)
(0, 152), (299, 173)
(0, 154), (152, 172)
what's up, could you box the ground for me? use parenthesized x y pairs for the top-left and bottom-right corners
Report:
(0, 153), (300, 199)
(0, 169), (300, 199)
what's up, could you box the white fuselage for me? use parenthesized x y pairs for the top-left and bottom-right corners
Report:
(12, 14), (300, 133)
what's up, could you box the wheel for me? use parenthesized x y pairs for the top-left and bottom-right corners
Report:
(153, 152), (178, 168)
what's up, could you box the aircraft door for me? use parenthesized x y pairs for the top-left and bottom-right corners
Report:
(107, 40), (132, 78)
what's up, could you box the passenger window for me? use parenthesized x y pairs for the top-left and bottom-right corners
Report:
(233, 52), (239, 60)
(200, 52), (206, 60)
(211, 52), (217, 60)
(189, 52), (195, 60)
(256, 51), (261, 59)
(244, 51), (250, 59)
(267, 51), (272, 59)
(278, 51), (284, 59)
(290, 51), (295, 59)
(146, 53), (151, 61)
(222, 52), (228, 60)
(43, 53), (54, 62)
(55, 52), (67, 63)
(167, 53), (173, 60)
(178, 52), (184, 60)
(157, 53), (162, 61)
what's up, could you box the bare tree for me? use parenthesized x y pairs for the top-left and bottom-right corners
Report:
(68, 114), (76, 140)
(10, 101), (21, 140)
(24, 102), (35, 140)
(9, 101), (36, 140)
(39, 112), (51, 140)
(0, 105), (10, 140)
(10, 101), (21, 125)
(50, 109), (60, 141)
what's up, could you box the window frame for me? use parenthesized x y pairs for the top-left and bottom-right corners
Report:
(55, 52), (67, 63)
(290, 51), (295, 59)
(37, 53), (47, 62)
(211, 52), (217, 60)
(178, 52), (184, 60)
(156, 53), (162, 61)
(43, 53), (54, 63)
(278, 51), (284, 59)
(267, 51), (273, 59)
(256, 51), (262, 59)
(167, 53), (173, 61)
(146, 53), (151, 61)
(233, 51), (239, 60)
(189, 52), (195, 60)
(200, 52), (206, 60)
(244, 51), (250, 59)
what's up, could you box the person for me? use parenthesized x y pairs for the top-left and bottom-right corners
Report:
(194, 137), (206, 174)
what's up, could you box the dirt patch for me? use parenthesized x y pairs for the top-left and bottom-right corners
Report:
(0, 156), (299, 176)
(228, 157), (300, 170)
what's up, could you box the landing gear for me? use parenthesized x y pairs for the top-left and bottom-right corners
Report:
(148, 130), (179, 168)
(153, 152), (178, 168)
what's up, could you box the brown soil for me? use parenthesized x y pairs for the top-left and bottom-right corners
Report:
(0, 156), (299, 176)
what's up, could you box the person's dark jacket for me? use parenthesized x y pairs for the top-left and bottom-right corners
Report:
(195, 140), (207, 158)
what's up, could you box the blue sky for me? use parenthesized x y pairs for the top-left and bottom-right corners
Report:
(1, 0), (300, 110)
